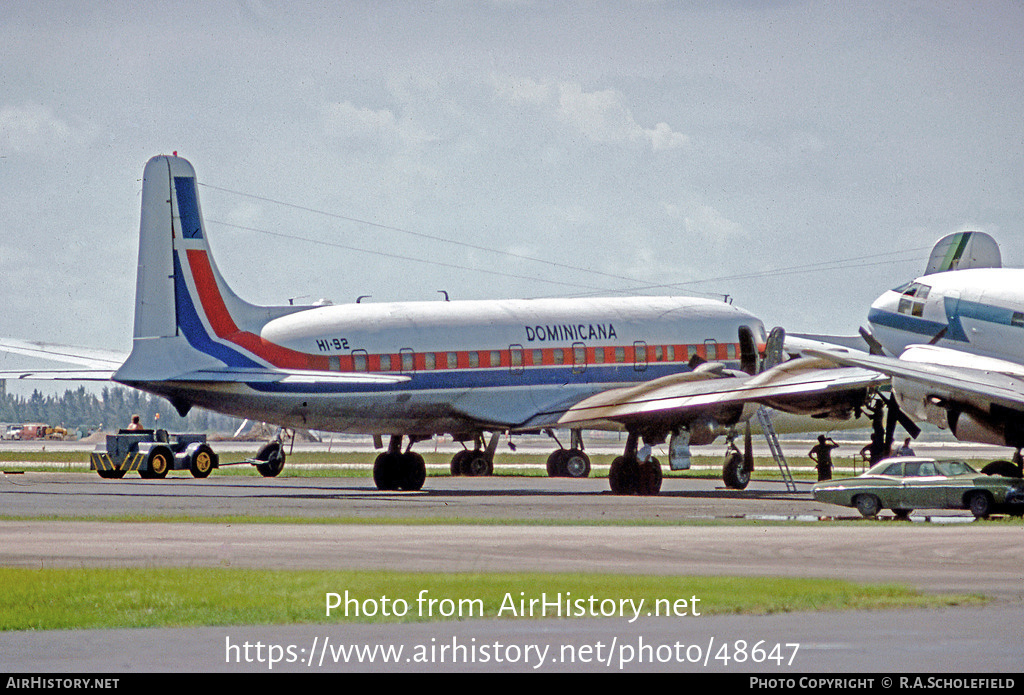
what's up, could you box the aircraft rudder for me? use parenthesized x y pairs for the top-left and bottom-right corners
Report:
(924, 231), (1001, 275)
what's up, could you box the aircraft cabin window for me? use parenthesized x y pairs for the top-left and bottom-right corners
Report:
(352, 351), (368, 372)
(572, 343), (586, 374)
(491, 351), (501, 367)
(468, 352), (479, 368)
(615, 347), (625, 363)
(400, 350), (415, 372)
(424, 353), (436, 370)
(532, 349), (543, 365)
(447, 352), (458, 369)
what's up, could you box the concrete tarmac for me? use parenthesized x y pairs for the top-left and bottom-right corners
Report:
(1, 469), (1022, 673)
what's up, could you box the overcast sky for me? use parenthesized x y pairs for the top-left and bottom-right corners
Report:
(3, 1), (1024, 382)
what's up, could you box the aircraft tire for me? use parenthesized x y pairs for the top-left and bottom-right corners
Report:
(373, 452), (401, 490)
(563, 450), (591, 479)
(722, 451), (749, 490)
(981, 461), (1022, 478)
(546, 450), (567, 477)
(608, 456), (639, 495)
(255, 441), (286, 477)
(637, 457), (662, 495)
(461, 452), (492, 476)
(450, 450), (472, 476)
(400, 452), (427, 491)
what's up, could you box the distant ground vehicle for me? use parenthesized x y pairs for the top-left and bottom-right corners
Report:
(2, 425), (23, 440)
(812, 457), (1024, 519)
(91, 429), (219, 479)
(18, 424), (49, 440)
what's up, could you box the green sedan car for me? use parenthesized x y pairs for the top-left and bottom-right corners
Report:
(811, 457), (1024, 519)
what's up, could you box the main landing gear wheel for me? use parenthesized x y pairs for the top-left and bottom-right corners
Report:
(981, 461), (1022, 478)
(254, 441), (286, 477)
(608, 456), (662, 496)
(546, 449), (591, 478)
(373, 452), (427, 491)
(449, 449), (493, 476)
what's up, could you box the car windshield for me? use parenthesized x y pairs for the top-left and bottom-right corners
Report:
(934, 460), (976, 476)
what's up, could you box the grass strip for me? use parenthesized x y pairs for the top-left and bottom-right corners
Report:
(0, 567), (983, 631)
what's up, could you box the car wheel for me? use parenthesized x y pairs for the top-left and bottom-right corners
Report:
(854, 494), (881, 518)
(967, 491), (993, 519)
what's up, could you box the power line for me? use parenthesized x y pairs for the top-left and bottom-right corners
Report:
(199, 182), (930, 298)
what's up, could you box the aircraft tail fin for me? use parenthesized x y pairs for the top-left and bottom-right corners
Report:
(117, 155), (308, 387)
(924, 231), (1001, 275)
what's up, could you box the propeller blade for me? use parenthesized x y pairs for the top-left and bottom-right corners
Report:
(859, 326), (887, 356)
(928, 326), (948, 345)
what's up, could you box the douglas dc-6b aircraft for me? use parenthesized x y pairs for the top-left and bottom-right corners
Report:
(0, 155), (921, 493)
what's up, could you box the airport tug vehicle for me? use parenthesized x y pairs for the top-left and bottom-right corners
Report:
(90, 429), (219, 479)
(90, 430), (287, 479)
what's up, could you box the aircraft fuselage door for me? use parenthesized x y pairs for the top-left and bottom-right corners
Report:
(738, 325), (757, 375)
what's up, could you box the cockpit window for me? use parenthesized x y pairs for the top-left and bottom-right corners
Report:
(896, 282), (930, 316)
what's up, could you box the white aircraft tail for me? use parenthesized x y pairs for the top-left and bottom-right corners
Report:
(924, 231), (1001, 275)
(116, 155), (306, 390)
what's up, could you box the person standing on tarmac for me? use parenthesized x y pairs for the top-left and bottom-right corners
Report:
(808, 435), (839, 481)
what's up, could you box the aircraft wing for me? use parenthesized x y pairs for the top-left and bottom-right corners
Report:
(805, 345), (1024, 415)
(521, 357), (887, 431)
(0, 339), (410, 386)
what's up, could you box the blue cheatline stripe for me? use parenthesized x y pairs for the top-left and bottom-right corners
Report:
(173, 252), (262, 368)
(868, 307), (950, 339)
(869, 297), (1024, 345)
(174, 176), (204, 239)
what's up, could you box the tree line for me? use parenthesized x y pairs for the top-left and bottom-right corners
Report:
(0, 384), (242, 437)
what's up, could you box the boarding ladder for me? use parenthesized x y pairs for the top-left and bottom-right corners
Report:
(756, 406), (797, 492)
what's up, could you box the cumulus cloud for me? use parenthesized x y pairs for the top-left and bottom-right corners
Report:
(556, 83), (689, 151)
(492, 76), (689, 151)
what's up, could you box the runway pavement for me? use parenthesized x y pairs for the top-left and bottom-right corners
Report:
(1, 469), (1022, 673)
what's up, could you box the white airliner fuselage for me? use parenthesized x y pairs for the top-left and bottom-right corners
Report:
(105, 154), (777, 491)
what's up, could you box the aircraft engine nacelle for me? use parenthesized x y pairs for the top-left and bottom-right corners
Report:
(686, 418), (727, 446)
(948, 410), (1008, 447)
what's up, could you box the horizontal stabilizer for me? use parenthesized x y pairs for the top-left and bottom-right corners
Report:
(0, 338), (125, 369)
(0, 369), (116, 381)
